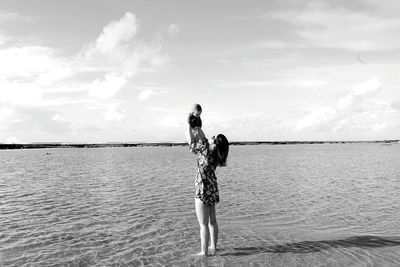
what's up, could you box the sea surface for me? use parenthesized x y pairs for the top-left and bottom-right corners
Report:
(1, 143), (400, 266)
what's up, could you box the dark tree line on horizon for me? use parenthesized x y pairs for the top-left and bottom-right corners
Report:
(0, 140), (399, 150)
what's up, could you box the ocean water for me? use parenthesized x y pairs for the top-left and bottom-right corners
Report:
(1, 143), (400, 266)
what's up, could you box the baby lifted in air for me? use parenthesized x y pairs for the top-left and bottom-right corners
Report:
(188, 103), (205, 153)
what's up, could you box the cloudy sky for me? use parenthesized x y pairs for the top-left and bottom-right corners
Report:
(0, 0), (399, 143)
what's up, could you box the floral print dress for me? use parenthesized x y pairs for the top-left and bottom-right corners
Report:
(193, 138), (219, 206)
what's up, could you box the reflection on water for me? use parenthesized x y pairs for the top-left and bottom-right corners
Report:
(1, 144), (400, 266)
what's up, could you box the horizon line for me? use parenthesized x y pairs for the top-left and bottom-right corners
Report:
(1, 139), (399, 145)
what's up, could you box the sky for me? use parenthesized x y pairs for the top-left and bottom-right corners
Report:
(0, 0), (399, 143)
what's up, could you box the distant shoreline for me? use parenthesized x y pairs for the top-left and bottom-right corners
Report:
(0, 140), (399, 150)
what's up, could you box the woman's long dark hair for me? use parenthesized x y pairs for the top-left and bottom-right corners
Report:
(215, 134), (229, 167)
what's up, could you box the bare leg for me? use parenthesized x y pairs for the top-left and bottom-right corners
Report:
(208, 204), (218, 254)
(195, 198), (210, 256)
(197, 128), (206, 141)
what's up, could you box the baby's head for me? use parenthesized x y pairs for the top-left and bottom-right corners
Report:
(192, 103), (202, 117)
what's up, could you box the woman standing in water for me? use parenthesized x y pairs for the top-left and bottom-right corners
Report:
(190, 130), (229, 256)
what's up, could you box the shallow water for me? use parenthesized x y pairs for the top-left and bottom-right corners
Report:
(1, 144), (400, 266)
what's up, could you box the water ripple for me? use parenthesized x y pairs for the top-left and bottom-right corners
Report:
(1, 144), (400, 266)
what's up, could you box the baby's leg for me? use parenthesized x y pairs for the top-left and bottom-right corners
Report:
(192, 128), (200, 143)
(189, 128), (199, 152)
(197, 128), (205, 141)
(195, 129), (201, 142)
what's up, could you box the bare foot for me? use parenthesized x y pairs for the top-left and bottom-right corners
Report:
(208, 247), (217, 255)
(194, 251), (208, 257)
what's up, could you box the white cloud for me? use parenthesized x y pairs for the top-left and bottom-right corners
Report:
(266, 2), (400, 51)
(168, 24), (180, 39)
(52, 113), (68, 122)
(0, 11), (169, 111)
(95, 12), (137, 54)
(160, 115), (183, 128)
(138, 89), (154, 100)
(104, 103), (124, 121)
(0, 33), (6, 46)
(295, 78), (388, 132)
(0, 10), (169, 141)
(391, 101), (400, 110)
(0, 78), (43, 105)
(79, 12), (166, 78)
(0, 46), (76, 106)
(0, 11), (34, 47)
(5, 106), (73, 135)
(119, 45), (167, 76)
(137, 86), (168, 101)
(0, 106), (14, 122)
(147, 106), (186, 113)
(38, 64), (73, 85)
(0, 11), (34, 24)
(5, 136), (25, 144)
(295, 107), (336, 131)
(337, 78), (381, 109)
(201, 113), (293, 141)
(253, 40), (306, 49)
(219, 79), (325, 88)
(88, 73), (127, 99)
(0, 46), (59, 78)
